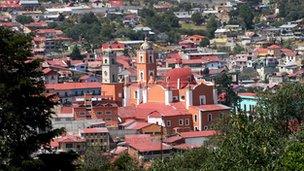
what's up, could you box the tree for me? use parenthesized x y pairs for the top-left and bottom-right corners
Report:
(80, 12), (99, 24)
(152, 147), (212, 170)
(191, 12), (204, 25)
(206, 15), (218, 39)
(70, 45), (83, 60)
(112, 153), (139, 171)
(16, 15), (34, 24)
(199, 37), (210, 47)
(257, 83), (304, 135)
(233, 44), (245, 54)
(209, 114), (285, 170)
(77, 146), (110, 171)
(0, 28), (62, 168)
(238, 4), (254, 29)
(214, 72), (239, 107)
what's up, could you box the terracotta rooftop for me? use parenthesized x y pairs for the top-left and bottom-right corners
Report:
(180, 130), (218, 138)
(194, 104), (231, 112)
(46, 82), (101, 91)
(81, 127), (109, 134)
(129, 142), (172, 152)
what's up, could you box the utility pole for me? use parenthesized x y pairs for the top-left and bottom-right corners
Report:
(160, 115), (163, 161)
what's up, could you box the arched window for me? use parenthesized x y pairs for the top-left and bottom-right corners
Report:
(104, 71), (108, 76)
(140, 72), (144, 80)
(140, 56), (143, 63)
(149, 56), (153, 63)
(104, 59), (108, 64)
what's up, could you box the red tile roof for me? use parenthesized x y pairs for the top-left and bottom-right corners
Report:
(173, 143), (200, 150)
(165, 67), (196, 89)
(194, 104), (231, 112)
(268, 44), (281, 49)
(129, 142), (172, 152)
(51, 134), (86, 148)
(180, 130), (218, 138)
(281, 48), (296, 57)
(81, 127), (109, 134)
(125, 134), (152, 144)
(109, 0), (123, 7)
(126, 121), (151, 130)
(164, 135), (184, 143)
(46, 82), (101, 91)
(101, 41), (125, 50)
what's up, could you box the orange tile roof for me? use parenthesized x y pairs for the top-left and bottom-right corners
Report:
(129, 142), (172, 152)
(194, 104), (231, 112)
(173, 143), (200, 150)
(81, 127), (108, 134)
(180, 130), (218, 138)
(46, 82), (101, 91)
(126, 121), (151, 130)
(125, 134), (152, 144)
(268, 44), (281, 49)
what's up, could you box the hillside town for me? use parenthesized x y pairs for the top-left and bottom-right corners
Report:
(1, 0), (304, 170)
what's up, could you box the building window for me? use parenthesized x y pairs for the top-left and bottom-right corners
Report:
(66, 143), (73, 149)
(80, 112), (85, 116)
(149, 56), (153, 63)
(140, 72), (144, 80)
(185, 118), (190, 125)
(140, 56), (143, 63)
(179, 119), (184, 126)
(96, 112), (103, 115)
(208, 114), (212, 122)
(194, 126), (199, 131)
(199, 95), (206, 105)
(106, 111), (112, 115)
(104, 71), (108, 76)
(204, 126), (208, 130)
(111, 58), (115, 64)
(112, 74), (116, 82)
(104, 59), (108, 64)
(243, 104), (247, 111)
(194, 115), (197, 122)
(166, 120), (171, 127)
(134, 91), (138, 98)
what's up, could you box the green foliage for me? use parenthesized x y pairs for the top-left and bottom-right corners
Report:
(257, 83), (304, 135)
(199, 37), (210, 47)
(152, 147), (212, 171)
(139, 8), (180, 43)
(80, 12), (99, 24)
(70, 45), (83, 60)
(281, 141), (304, 170)
(0, 27), (63, 167)
(16, 15), (34, 24)
(278, 0), (304, 21)
(77, 146), (110, 171)
(206, 15), (218, 39)
(191, 12), (204, 25)
(239, 4), (254, 29)
(112, 153), (139, 171)
(214, 72), (239, 107)
(233, 44), (245, 54)
(208, 114), (284, 170)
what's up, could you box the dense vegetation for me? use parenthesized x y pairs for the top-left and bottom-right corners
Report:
(59, 12), (145, 49)
(0, 27), (66, 169)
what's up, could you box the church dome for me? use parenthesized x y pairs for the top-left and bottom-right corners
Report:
(165, 67), (196, 89)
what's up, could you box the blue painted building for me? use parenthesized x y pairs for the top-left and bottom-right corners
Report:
(238, 93), (258, 113)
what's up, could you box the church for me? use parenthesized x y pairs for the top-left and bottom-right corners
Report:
(99, 39), (231, 133)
